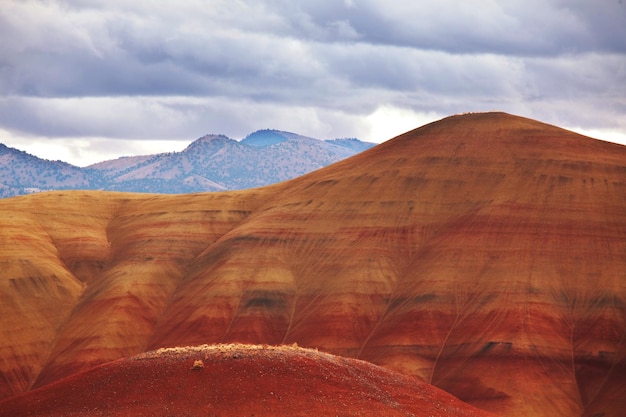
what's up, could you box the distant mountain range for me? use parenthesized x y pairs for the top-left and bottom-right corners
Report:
(0, 130), (375, 197)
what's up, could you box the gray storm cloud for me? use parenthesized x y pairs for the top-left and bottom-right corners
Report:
(0, 0), (624, 163)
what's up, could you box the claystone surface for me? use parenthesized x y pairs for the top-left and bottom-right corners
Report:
(1, 113), (625, 416)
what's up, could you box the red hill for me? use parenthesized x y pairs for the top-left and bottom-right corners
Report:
(1, 112), (625, 416)
(0, 344), (494, 417)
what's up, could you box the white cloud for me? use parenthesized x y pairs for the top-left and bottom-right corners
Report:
(0, 128), (188, 167)
(568, 127), (626, 148)
(365, 106), (442, 141)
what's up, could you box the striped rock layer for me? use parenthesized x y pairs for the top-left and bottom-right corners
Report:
(0, 112), (625, 417)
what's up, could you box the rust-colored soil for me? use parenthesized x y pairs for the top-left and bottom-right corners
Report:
(1, 113), (625, 417)
(0, 344), (494, 417)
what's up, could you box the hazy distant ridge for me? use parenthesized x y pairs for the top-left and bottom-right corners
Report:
(0, 131), (374, 197)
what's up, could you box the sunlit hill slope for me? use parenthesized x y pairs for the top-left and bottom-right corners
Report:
(0, 112), (624, 417)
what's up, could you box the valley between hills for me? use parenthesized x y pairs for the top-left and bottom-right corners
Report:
(0, 112), (625, 416)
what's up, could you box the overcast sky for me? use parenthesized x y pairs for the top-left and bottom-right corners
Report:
(1, 0), (625, 166)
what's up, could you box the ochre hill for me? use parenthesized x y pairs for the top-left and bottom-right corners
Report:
(0, 344), (495, 417)
(0, 112), (625, 417)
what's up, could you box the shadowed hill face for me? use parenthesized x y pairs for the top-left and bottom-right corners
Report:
(0, 344), (496, 417)
(0, 112), (625, 417)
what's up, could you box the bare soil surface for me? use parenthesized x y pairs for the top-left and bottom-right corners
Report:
(0, 344), (495, 417)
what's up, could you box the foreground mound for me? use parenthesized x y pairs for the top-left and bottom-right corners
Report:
(0, 344), (493, 417)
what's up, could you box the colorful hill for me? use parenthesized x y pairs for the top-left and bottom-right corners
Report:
(1, 112), (624, 416)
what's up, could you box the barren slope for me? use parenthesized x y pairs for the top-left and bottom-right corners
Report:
(0, 190), (270, 398)
(0, 344), (494, 417)
(1, 112), (625, 417)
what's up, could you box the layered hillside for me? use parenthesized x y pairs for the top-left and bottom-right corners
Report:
(0, 112), (625, 417)
(0, 344), (495, 417)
